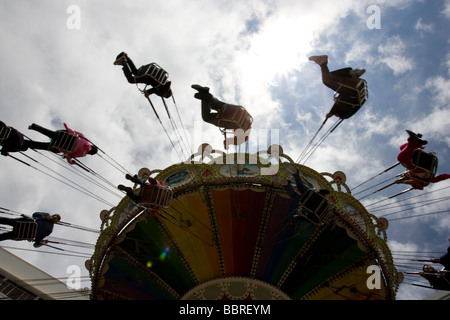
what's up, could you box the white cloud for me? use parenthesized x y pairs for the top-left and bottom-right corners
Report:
(415, 18), (433, 33)
(377, 35), (415, 75)
(443, 0), (450, 18)
(404, 75), (450, 145)
(389, 239), (420, 253)
(345, 42), (375, 66)
(1, 0), (449, 301)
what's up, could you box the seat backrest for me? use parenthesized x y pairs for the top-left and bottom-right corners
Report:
(411, 149), (438, 178)
(217, 104), (253, 131)
(135, 63), (169, 86)
(0, 126), (12, 143)
(50, 131), (79, 153)
(334, 79), (368, 107)
(298, 190), (332, 224)
(356, 79), (369, 105)
(139, 184), (173, 208)
(12, 221), (38, 240)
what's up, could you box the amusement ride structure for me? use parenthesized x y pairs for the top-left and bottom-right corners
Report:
(3, 54), (449, 300)
(87, 144), (401, 300)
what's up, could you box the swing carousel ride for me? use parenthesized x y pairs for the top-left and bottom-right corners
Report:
(2, 55), (449, 300)
(84, 58), (401, 300)
(87, 145), (401, 300)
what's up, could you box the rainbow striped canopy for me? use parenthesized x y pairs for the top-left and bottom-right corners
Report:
(88, 146), (401, 300)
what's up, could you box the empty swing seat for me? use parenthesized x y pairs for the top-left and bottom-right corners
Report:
(139, 184), (173, 209)
(12, 221), (38, 241)
(411, 149), (438, 179)
(135, 63), (169, 87)
(49, 131), (79, 153)
(299, 189), (332, 225)
(217, 104), (253, 131)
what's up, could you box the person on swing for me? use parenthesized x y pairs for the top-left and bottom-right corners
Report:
(309, 55), (367, 124)
(0, 212), (61, 247)
(27, 123), (98, 164)
(0, 121), (28, 156)
(114, 51), (172, 99)
(394, 130), (450, 190)
(191, 84), (252, 148)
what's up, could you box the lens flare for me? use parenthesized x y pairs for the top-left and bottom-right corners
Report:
(159, 246), (170, 260)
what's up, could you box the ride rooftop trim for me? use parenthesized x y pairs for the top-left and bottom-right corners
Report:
(87, 145), (401, 300)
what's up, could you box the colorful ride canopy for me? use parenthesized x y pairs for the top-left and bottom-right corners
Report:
(88, 145), (401, 300)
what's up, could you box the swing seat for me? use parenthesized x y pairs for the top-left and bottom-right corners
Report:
(299, 189), (332, 225)
(411, 149), (438, 179)
(0, 126), (12, 144)
(135, 63), (169, 87)
(49, 131), (79, 153)
(333, 78), (368, 107)
(139, 183), (173, 209)
(12, 221), (38, 241)
(217, 104), (253, 131)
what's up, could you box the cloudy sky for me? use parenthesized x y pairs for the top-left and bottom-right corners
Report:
(0, 0), (449, 300)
